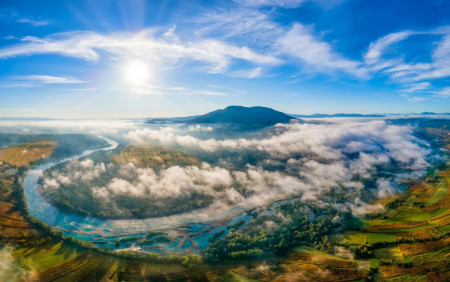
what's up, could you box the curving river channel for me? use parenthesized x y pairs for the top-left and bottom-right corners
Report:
(22, 137), (254, 253)
(21, 136), (422, 254)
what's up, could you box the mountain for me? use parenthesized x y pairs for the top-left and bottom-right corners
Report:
(188, 106), (294, 126)
(292, 113), (385, 118)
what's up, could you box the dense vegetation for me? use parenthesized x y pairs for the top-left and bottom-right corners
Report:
(204, 200), (352, 262)
(1, 120), (449, 280)
(41, 146), (211, 219)
(189, 105), (294, 127)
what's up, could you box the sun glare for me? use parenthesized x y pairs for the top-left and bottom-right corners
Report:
(123, 60), (150, 85)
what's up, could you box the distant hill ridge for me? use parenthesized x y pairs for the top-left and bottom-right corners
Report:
(292, 113), (385, 118)
(188, 106), (294, 125)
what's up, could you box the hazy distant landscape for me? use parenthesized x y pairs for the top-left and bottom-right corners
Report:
(1, 0), (450, 281)
(0, 106), (448, 280)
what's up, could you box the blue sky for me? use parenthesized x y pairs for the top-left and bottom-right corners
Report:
(1, 0), (450, 118)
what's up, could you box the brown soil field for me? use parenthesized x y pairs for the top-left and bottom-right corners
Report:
(369, 221), (428, 231)
(0, 141), (56, 167)
(399, 237), (450, 256)
(395, 226), (442, 240)
(311, 257), (357, 268)
(274, 263), (364, 282)
(426, 271), (450, 281)
(379, 261), (445, 278)
(430, 214), (450, 227)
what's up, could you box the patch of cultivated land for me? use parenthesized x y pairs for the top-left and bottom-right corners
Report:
(0, 141), (56, 167)
(111, 144), (199, 168)
(0, 141), (206, 281)
(0, 161), (42, 240)
(352, 170), (449, 280)
(1, 134), (449, 281)
(224, 168), (450, 281)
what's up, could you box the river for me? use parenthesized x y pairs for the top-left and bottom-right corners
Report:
(21, 137), (252, 253)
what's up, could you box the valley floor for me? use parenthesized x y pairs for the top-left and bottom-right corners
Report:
(0, 139), (449, 281)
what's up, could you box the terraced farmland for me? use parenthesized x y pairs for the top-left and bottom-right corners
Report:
(337, 170), (450, 281)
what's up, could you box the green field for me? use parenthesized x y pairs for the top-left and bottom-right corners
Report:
(424, 180), (448, 206)
(369, 258), (380, 269)
(13, 242), (81, 272)
(367, 233), (396, 244)
(212, 271), (260, 282)
(373, 246), (403, 261)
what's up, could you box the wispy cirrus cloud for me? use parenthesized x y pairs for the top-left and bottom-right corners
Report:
(125, 84), (237, 96)
(198, 9), (366, 77)
(234, 0), (344, 8)
(234, 0), (307, 8)
(401, 82), (431, 93)
(16, 17), (49, 26)
(364, 31), (414, 65)
(195, 8), (281, 46)
(0, 7), (49, 26)
(364, 28), (450, 83)
(197, 4), (450, 98)
(19, 75), (86, 84)
(276, 23), (367, 77)
(2, 2), (450, 100)
(434, 87), (450, 97)
(0, 29), (281, 75)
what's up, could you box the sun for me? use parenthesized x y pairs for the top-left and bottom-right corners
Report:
(123, 60), (150, 85)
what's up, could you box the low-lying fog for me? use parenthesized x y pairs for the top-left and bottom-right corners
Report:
(1, 117), (440, 224)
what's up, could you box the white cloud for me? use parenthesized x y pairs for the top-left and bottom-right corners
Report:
(2, 5), (449, 99)
(196, 8), (282, 45)
(122, 120), (431, 214)
(407, 96), (428, 102)
(235, 0), (344, 8)
(92, 186), (110, 198)
(351, 201), (385, 216)
(434, 87), (450, 97)
(43, 119), (432, 218)
(229, 67), (263, 78)
(19, 75), (85, 84)
(401, 82), (431, 93)
(127, 121), (429, 169)
(0, 245), (33, 281)
(276, 23), (366, 77)
(0, 30), (281, 74)
(197, 7), (450, 95)
(376, 178), (395, 198)
(17, 17), (49, 26)
(188, 125), (213, 132)
(365, 29), (450, 93)
(44, 159), (107, 190)
(235, 0), (306, 8)
(163, 25), (179, 42)
(43, 178), (59, 189)
(364, 31), (413, 65)
(94, 162), (235, 199)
